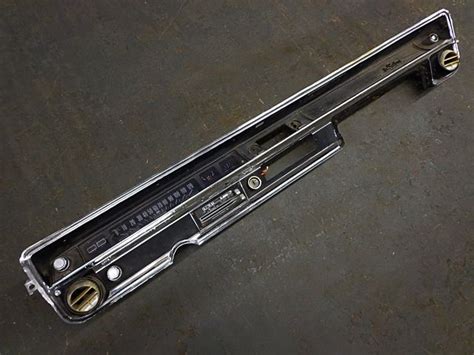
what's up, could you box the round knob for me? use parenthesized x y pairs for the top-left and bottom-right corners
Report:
(247, 176), (262, 190)
(53, 257), (69, 272)
(106, 265), (122, 282)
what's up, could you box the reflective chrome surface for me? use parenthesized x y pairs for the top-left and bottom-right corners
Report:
(20, 9), (460, 323)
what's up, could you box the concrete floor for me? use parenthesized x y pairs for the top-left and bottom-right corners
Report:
(1, 1), (473, 353)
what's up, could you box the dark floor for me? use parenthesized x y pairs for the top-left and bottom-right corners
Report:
(1, 1), (473, 354)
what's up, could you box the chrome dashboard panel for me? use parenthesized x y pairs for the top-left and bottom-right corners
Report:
(20, 9), (460, 323)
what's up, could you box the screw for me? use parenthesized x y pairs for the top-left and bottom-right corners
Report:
(53, 257), (69, 272)
(54, 289), (61, 297)
(247, 176), (262, 190)
(429, 33), (439, 43)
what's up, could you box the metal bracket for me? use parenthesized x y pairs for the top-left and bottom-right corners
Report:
(24, 280), (37, 296)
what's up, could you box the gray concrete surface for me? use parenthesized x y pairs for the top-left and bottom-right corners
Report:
(1, 1), (473, 354)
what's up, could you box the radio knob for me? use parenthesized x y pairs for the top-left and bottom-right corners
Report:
(247, 176), (262, 190)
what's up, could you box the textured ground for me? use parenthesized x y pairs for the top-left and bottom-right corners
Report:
(1, 1), (473, 354)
